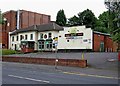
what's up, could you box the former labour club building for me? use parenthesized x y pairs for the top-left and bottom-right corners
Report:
(9, 23), (117, 52)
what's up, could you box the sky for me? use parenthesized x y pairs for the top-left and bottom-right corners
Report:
(0, 0), (107, 21)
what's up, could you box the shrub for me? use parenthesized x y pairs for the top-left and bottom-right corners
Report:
(1, 49), (17, 55)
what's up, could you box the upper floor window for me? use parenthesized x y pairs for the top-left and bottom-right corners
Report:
(25, 35), (27, 40)
(20, 35), (23, 40)
(30, 34), (33, 40)
(48, 33), (52, 38)
(40, 33), (43, 39)
(16, 36), (18, 41)
(12, 36), (14, 42)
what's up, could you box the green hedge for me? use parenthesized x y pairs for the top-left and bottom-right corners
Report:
(1, 49), (18, 55)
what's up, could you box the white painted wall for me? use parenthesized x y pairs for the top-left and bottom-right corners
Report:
(9, 31), (37, 50)
(37, 31), (59, 51)
(9, 30), (59, 51)
(58, 26), (93, 49)
(38, 31), (59, 40)
(9, 26), (93, 51)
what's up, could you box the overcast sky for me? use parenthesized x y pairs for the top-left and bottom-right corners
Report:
(0, 0), (107, 21)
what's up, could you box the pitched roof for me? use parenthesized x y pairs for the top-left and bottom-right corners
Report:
(10, 23), (63, 35)
(37, 23), (63, 31)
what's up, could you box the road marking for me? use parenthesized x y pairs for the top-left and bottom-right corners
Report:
(8, 75), (50, 83)
(62, 72), (119, 79)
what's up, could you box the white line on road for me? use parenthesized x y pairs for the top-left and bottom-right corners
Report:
(8, 75), (50, 83)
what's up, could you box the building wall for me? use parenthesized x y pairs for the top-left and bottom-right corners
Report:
(10, 30), (59, 51)
(37, 31), (59, 51)
(58, 26), (93, 50)
(93, 33), (105, 52)
(2, 10), (51, 49)
(20, 10), (51, 29)
(93, 33), (117, 52)
(10, 31), (37, 50)
(104, 36), (118, 52)
(2, 10), (17, 32)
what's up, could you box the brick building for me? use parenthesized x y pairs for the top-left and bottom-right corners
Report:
(9, 25), (118, 52)
(93, 31), (117, 52)
(2, 10), (51, 48)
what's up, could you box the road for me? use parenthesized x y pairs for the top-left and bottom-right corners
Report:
(2, 62), (118, 84)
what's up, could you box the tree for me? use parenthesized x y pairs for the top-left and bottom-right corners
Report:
(95, 11), (109, 33)
(67, 15), (79, 26)
(105, 0), (120, 51)
(56, 9), (67, 26)
(0, 10), (3, 24)
(78, 9), (97, 29)
(0, 10), (4, 24)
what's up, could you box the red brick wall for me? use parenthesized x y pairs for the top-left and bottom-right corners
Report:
(104, 36), (117, 52)
(21, 11), (29, 28)
(93, 33), (117, 52)
(20, 10), (51, 28)
(2, 32), (8, 48)
(93, 33), (105, 52)
(2, 10), (17, 32)
(2, 56), (87, 68)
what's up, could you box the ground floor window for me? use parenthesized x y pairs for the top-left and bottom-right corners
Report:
(38, 41), (44, 49)
(38, 39), (53, 50)
(46, 41), (52, 49)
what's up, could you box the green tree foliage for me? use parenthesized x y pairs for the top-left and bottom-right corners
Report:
(56, 9), (67, 26)
(95, 11), (109, 33)
(78, 9), (97, 29)
(67, 15), (79, 26)
(105, 0), (120, 50)
(0, 10), (4, 24)
(0, 10), (3, 24)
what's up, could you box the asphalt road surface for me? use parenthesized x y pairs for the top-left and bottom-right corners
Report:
(2, 62), (119, 84)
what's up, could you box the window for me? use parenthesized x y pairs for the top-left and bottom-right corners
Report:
(25, 35), (27, 40)
(20, 35), (23, 40)
(16, 36), (18, 41)
(40, 33), (43, 39)
(28, 42), (34, 49)
(30, 34), (33, 40)
(46, 41), (52, 49)
(39, 41), (44, 49)
(12, 36), (14, 41)
(48, 33), (52, 38)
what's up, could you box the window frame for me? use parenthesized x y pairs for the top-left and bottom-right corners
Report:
(30, 34), (33, 40)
